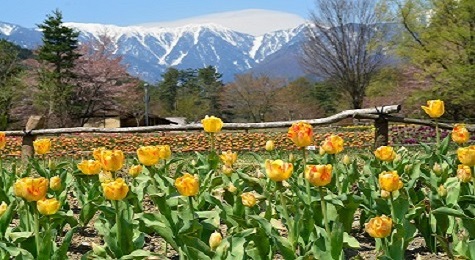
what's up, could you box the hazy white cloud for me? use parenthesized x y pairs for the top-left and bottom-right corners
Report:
(139, 9), (305, 36)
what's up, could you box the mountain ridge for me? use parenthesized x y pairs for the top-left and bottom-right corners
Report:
(0, 20), (308, 82)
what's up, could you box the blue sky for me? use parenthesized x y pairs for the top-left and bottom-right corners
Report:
(0, 0), (315, 28)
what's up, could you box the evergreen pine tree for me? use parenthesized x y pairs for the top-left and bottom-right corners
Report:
(36, 9), (81, 127)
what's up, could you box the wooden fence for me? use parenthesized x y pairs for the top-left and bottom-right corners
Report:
(3, 104), (460, 161)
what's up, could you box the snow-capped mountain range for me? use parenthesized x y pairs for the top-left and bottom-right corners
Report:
(0, 19), (308, 82)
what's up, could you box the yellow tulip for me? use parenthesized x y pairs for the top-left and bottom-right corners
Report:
(128, 165), (143, 178)
(93, 147), (106, 161)
(77, 160), (102, 175)
(137, 146), (160, 166)
(175, 173), (199, 197)
(452, 124), (470, 145)
(379, 171), (402, 192)
(102, 178), (129, 200)
(305, 164), (332, 187)
(457, 165), (472, 183)
(37, 198), (60, 215)
(421, 99), (444, 118)
(33, 138), (51, 155)
(374, 146), (396, 162)
(220, 150), (237, 166)
(265, 159), (293, 182)
(287, 121), (313, 147)
(49, 176), (61, 191)
(0, 132), (6, 150)
(99, 149), (124, 172)
(265, 140), (275, 151)
(0, 202), (7, 217)
(201, 115), (223, 133)
(321, 135), (344, 154)
(158, 145), (172, 160)
(209, 231), (222, 251)
(457, 146), (475, 166)
(241, 192), (257, 207)
(365, 215), (393, 238)
(14, 177), (48, 201)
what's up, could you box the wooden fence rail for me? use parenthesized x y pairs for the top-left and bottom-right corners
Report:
(2, 104), (460, 161)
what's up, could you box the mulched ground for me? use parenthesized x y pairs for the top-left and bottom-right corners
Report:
(63, 195), (450, 260)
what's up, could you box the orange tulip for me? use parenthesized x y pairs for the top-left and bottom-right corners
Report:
(175, 173), (199, 197)
(365, 215), (393, 238)
(321, 135), (344, 154)
(374, 146), (396, 162)
(305, 164), (332, 187)
(0, 132), (6, 150)
(265, 159), (293, 182)
(14, 177), (48, 201)
(452, 124), (470, 144)
(287, 121), (313, 147)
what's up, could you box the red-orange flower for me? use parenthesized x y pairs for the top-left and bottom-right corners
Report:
(287, 122), (313, 147)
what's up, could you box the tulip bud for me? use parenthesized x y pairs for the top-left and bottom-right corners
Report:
(438, 185), (447, 197)
(220, 151), (237, 167)
(404, 164), (413, 173)
(255, 169), (265, 179)
(433, 163), (442, 176)
(191, 159), (197, 166)
(288, 153), (295, 163)
(49, 176), (61, 191)
(209, 231), (222, 250)
(222, 165), (233, 176)
(0, 201), (7, 217)
(99, 171), (113, 183)
(265, 140), (275, 151)
(241, 192), (257, 207)
(380, 190), (390, 199)
(342, 155), (351, 165)
(128, 165), (143, 178)
(48, 159), (56, 170)
(227, 183), (237, 193)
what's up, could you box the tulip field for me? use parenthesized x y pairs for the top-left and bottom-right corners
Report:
(1, 101), (475, 259)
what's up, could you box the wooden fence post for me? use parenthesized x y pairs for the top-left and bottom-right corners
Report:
(21, 115), (44, 164)
(374, 115), (389, 148)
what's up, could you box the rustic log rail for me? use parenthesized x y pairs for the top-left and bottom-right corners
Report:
(3, 104), (459, 161)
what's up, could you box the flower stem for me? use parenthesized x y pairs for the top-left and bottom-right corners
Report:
(331, 154), (342, 194)
(435, 120), (440, 148)
(278, 186), (294, 250)
(302, 148), (311, 203)
(319, 187), (331, 235)
(33, 203), (41, 257)
(209, 133), (215, 153)
(389, 192), (397, 223)
(188, 196), (195, 216)
(114, 201), (123, 255)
